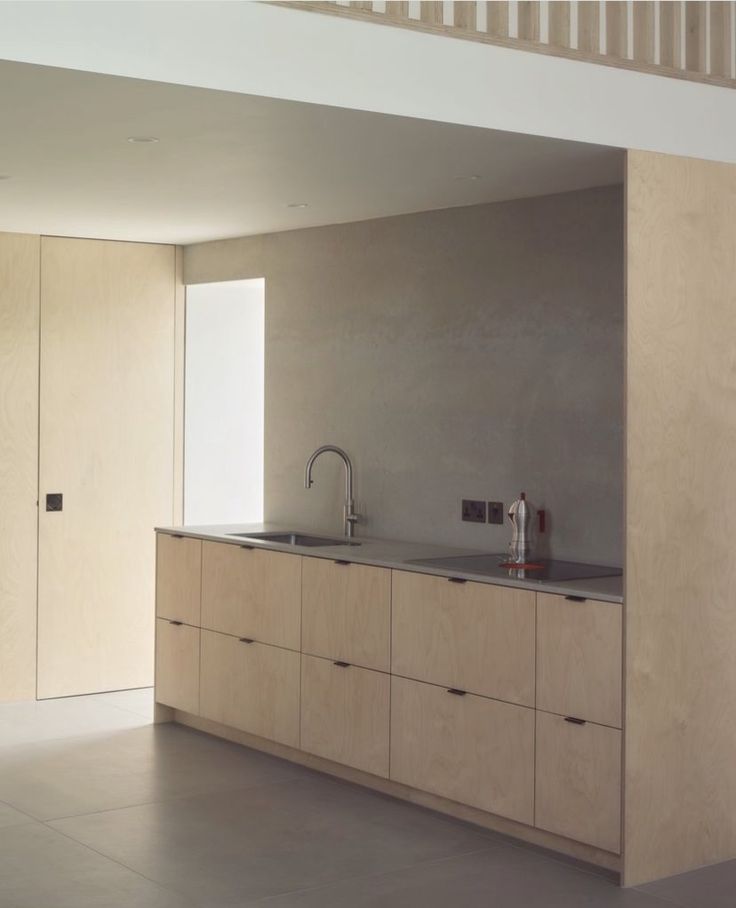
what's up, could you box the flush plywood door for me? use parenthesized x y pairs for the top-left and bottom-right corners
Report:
(0, 233), (40, 702)
(37, 238), (176, 698)
(201, 542), (301, 650)
(301, 654), (390, 777)
(199, 629), (300, 747)
(536, 593), (622, 727)
(535, 710), (622, 853)
(302, 558), (390, 670)
(391, 570), (535, 706)
(156, 534), (202, 626)
(390, 676), (535, 825)
(155, 618), (200, 714)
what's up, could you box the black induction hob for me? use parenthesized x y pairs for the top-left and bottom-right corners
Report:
(405, 554), (622, 583)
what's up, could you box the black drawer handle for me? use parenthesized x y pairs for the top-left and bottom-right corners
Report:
(171, 534), (184, 539)
(239, 637), (255, 644)
(240, 544), (254, 550)
(565, 595), (587, 602)
(448, 577), (467, 585)
(334, 560), (351, 566)
(564, 716), (587, 725)
(333, 661), (351, 668)
(169, 620), (183, 626)
(447, 688), (467, 696)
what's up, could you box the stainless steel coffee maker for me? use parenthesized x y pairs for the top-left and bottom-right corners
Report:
(507, 491), (534, 564)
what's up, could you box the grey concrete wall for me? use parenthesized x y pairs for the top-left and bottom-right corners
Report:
(184, 185), (623, 564)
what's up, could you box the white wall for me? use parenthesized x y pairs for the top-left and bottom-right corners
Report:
(184, 279), (264, 525)
(0, 2), (735, 164)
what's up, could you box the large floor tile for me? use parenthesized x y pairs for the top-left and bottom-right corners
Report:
(90, 687), (155, 719)
(637, 858), (736, 908)
(0, 694), (148, 746)
(252, 848), (672, 908)
(0, 722), (308, 820)
(50, 773), (497, 905)
(0, 822), (195, 908)
(0, 800), (34, 829)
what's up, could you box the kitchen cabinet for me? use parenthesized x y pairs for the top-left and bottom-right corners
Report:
(390, 675), (535, 825)
(391, 570), (535, 706)
(301, 654), (390, 777)
(199, 629), (300, 748)
(302, 558), (390, 671)
(536, 593), (622, 727)
(535, 710), (622, 853)
(155, 618), (200, 715)
(201, 541), (301, 650)
(156, 534), (202, 627)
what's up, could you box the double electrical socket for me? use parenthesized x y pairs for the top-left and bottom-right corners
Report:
(462, 499), (505, 525)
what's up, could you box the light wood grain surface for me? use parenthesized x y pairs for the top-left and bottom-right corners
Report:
(155, 618), (200, 715)
(536, 593), (622, 727)
(156, 534), (202, 626)
(201, 542), (301, 650)
(0, 232), (40, 702)
(37, 238), (176, 698)
(535, 710), (621, 853)
(624, 150), (736, 884)
(301, 654), (390, 777)
(390, 676), (535, 825)
(199, 629), (300, 748)
(302, 558), (390, 671)
(391, 570), (535, 706)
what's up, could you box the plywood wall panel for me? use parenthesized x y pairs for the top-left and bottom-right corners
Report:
(625, 150), (736, 885)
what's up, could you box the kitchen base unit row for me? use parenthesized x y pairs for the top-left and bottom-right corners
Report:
(154, 532), (623, 875)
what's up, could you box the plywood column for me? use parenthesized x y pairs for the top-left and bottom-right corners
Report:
(625, 150), (736, 885)
(0, 232), (40, 701)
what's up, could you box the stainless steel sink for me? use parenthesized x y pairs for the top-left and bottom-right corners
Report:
(228, 531), (360, 547)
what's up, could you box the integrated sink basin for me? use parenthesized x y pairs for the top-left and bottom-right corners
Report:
(228, 531), (361, 547)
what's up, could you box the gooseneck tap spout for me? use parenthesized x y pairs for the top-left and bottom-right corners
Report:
(304, 445), (360, 538)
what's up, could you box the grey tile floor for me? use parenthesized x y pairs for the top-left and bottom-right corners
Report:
(0, 688), (733, 907)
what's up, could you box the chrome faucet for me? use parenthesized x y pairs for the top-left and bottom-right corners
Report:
(304, 445), (360, 538)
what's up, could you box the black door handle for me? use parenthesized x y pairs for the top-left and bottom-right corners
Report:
(333, 661), (351, 668)
(448, 577), (467, 584)
(564, 716), (587, 725)
(447, 688), (467, 696)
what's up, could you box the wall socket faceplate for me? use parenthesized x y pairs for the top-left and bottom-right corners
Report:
(488, 501), (505, 525)
(461, 499), (487, 523)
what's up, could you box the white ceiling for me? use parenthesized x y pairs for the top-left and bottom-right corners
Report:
(0, 60), (623, 245)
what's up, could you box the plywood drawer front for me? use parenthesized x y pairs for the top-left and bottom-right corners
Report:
(536, 593), (622, 727)
(391, 570), (535, 706)
(535, 711), (622, 853)
(156, 534), (202, 626)
(155, 618), (200, 714)
(199, 629), (300, 748)
(301, 654), (390, 777)
(201, 542), (301, 650)
(302, 558), (391, 671)
(390, 676), (534, 824)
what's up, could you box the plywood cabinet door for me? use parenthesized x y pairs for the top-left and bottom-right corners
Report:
(199, 629), (300, 748)
(301, 654), (390, 777)
(535, 710), (622, 853)
(391, 570), (535, 706)
(201, 542), (301, 650)
(155, 618), (200, 714)
(302, 558), (391, 671)
(536, 593), (622, 727)
(37, 237), (176, 698)
(156, 534), (202, 626)
(390, 676), (535, 825)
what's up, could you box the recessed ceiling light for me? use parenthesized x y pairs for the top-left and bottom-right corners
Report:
(287, 202), (309, 209)
(127, 136), (159, 144)
(453, 174), (482, 182)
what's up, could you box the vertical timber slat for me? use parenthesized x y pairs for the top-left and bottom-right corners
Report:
(454, 0), (478, 30)
(518, 1), (541, 40)
(709, 1), (733, 77)
(578, 1), (601, 54)
(486, 1), (510, 36)
(685, 1), (707, 72)
(606, 0), (629, 59)
(633, 1), (656, 63)
(548, 1), (571, 47)
(660, 0), (683, 67)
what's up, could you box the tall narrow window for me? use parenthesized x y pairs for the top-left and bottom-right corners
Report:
(184, 279), (264, 525)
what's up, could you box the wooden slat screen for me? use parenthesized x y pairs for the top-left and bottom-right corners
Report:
(279, 1), (735, 89)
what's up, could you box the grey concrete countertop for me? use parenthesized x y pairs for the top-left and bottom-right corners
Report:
(155, 522), (623, 604)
